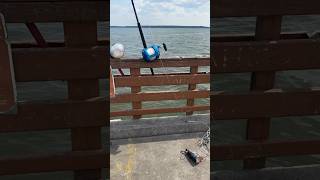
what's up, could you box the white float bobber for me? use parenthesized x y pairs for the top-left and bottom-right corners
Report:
(110, 43), (125, 59)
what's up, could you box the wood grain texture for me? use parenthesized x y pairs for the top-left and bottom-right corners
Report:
(213, 39), (320, 73)
(0, 1), (108, 22)
(186, 66), (198, 115)
(12, 47), (108, 81)
(64, 21), (105, 179)
(0, 13), (16, 114)
(0, 100), (107, 132)
(111, 90), (209, 103)
(213, 89), (320, 120)
(110, 58), (209, 68)
(213, 140), (320, 161)
(111, 105), (209, 117)
(0, 150), (107, 175)
(115, 74), (209, 87)
(130, 68), (142, 119)
(212, 32), (309, 42)
(243, 16), (282, 169)
(212, 0), (320, 17)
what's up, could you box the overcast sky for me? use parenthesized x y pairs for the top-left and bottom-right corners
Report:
(110, 0), (210, 26)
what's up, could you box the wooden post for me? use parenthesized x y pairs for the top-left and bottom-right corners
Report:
(63, 22), (104, 179)
(0, 13), (16, 114)
(244, 15), (282, 169)
(130, 68), (142, 119)
(186, 66), (198, 115)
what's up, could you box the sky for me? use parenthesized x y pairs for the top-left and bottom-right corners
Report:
(110, 0), (210, 27)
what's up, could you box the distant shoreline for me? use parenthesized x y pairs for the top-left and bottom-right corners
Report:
(111, 25), (209, 28)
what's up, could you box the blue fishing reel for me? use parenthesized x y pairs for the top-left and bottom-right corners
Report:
(142, 45), (160, 62)
(142, 43), (167, 62)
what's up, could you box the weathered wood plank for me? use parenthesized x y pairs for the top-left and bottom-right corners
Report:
(130, 68), (142, 119)
(213, 39), (320, 73)
(12, 47), (107, 81)
(213, 88), (320, 120)
(0, 13), (16, 114)
(213, 140), (320, 161)
(111, 90), (209, 103)
(115, 74), (209, 87)
(64, 21), (104, 180)
(110, 58), (210, 68)
(11, 48), (208, 81)
(11, 40), (109, 48)
(186, 66), (198, 115)
(212, 0), (320, 17)
(0, 150), (107, 175)
(0, 100), (107, 132)
(111, 105), (209, 117)
(114, 72), (206, 78)
(244, 15), (282, 169)
(212, 32), (309, 42)
(0, 1), (108, 22)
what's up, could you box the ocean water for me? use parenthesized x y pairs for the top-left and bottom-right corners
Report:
(110, 27), (210, 59)
(110, 27), (210, 119)
(213, 15), (320, 170)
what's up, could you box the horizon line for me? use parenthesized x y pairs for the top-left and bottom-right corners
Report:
(110, 25), (210, 28)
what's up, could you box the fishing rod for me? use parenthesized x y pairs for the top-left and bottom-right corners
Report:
(130, 0), (167, 75)
(131, 0), (147, 49)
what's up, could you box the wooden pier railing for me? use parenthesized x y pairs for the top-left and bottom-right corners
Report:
(212, 0), (320, 170)
(0, 1), (108, 179)
(110, 58), (210, 119)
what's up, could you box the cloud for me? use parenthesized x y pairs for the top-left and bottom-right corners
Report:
(110, 0), (210, 26)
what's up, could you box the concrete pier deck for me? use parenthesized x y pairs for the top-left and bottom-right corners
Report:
(110, 133), (210, 180)
(110, 114), (210, 179)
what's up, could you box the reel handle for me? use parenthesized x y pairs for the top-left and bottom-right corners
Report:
(162, 43), (167, 51)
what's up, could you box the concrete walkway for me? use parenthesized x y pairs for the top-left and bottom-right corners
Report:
(110, 133), (210, 180)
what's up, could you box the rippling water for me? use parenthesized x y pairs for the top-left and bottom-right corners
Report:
(111, 27), (210, 58)
(110, 27), (210, 119)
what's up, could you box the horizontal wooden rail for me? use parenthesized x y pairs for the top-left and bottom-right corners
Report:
(111, 58), (209, 117)
(213, 39), (320, 73)
(0, 1), (108, 22)
(0, 149), (107, 175)
(11, 40), (109, 48)
(110, 58), (210, 68)
(213, 88), (320, 120)
(212, 32), (310, 42)
(114, 72), (207, 78)
(111, 105), (209, 117)
(0, 100), (107, 132)
(111, 90), (209, 103)
(212, 0), (320, 17)
(213, 140), (320, 161)
(12, 47), (107, 81)
(115, 74), (209, 87)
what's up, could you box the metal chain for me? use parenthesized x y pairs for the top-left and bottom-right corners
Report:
(197, 127), (210, 158)
(198, 127), (210, 147)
